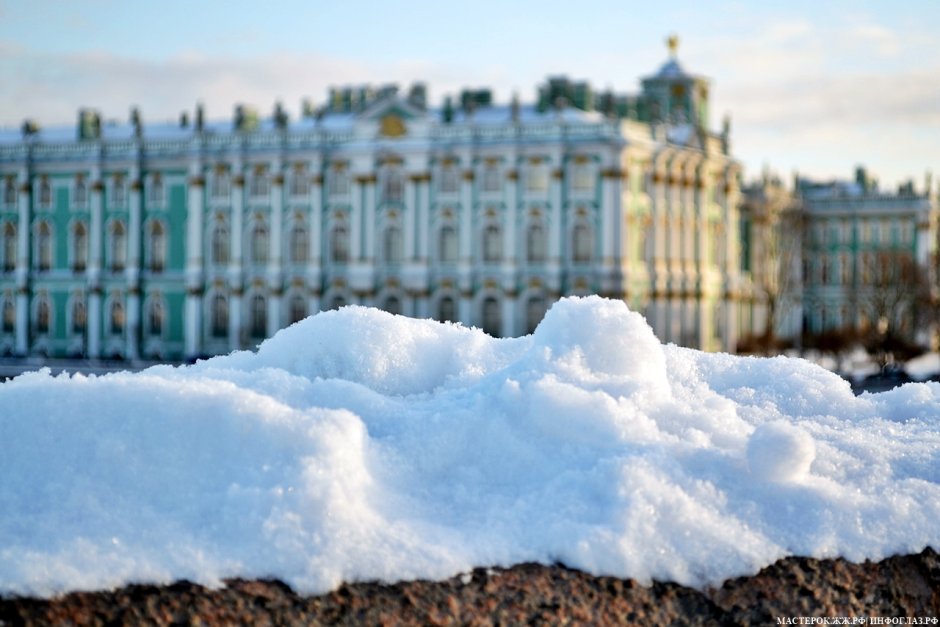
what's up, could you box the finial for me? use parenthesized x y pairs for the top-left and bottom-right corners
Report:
(667, 34), (679, 58)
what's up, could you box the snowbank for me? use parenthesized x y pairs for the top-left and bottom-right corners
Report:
(1, 297), (938, 597)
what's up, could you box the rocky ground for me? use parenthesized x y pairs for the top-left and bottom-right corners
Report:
(1, 548), (937, 626)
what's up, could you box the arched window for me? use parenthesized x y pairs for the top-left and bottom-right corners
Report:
(526, 296), (547, 334)
(383, 295), (401, 315)
(383, 225), (402, 263)
(148, 299), (164, 336)
(572, 223), (592, 263)
(249, 293), (267, 339)
(36, 296), (50, 334)
(37, 222), (52, 272)
(3, 223), (16, 272)
(289, 224), (308, 264)
(439, 225), (457, 263)
(330, 224), (349, 263)
(289, 294), (307, 324)
(526, 223), (546, 263)
(482, 297), (501, 337)
(2, 295), (14, 333)
(438, 296), (456, 323)
(110, 221), (126, 272)
(329, 294), (347, 310)
(72, 222), (88, 272)
(211, 294), (228, 338)
(483, 224), (501, 263)
(250, 222), (269, 264)
(71, 296), (86, 335)
(211, 223), (229, 266)
(110, 299), (125, 336)
(149, 222), (166, 272)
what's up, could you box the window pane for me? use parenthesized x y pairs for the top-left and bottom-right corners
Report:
(212, 295), (228, 338)
(331, 226), (348, 263)
(440, 226), (457, 263)
(384, 226), (402, 263)
(527, 223), (545, 263)
(290, 226), (308, 264)
(483, 225), (501, 262)
(482, 297), (501, 336)
(439, 296), (456, 323)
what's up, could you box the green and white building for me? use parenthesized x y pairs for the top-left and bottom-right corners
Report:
(0, 42), (747, 362)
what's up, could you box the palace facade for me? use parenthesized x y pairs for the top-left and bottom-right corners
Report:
(0, 43), (748, 362)
(742, 168), (939, 348)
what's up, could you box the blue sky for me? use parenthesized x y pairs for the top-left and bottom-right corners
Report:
(1, 0), (938, 188)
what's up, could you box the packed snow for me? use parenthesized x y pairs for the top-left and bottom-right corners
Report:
(1, 297), (938, 598)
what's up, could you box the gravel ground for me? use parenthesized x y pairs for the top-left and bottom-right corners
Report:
(2, 548), (937, 626)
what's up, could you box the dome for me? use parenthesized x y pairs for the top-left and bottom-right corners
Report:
(656, 58), (689, 79)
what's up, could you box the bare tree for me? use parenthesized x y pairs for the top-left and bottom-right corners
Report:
(860, 250), (930, 366)
(739, 179), (802, 354)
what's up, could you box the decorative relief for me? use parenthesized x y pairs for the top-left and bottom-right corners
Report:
(380, 114), (407, 138)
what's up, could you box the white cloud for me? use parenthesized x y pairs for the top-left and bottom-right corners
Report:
(0, 48), (502, 128)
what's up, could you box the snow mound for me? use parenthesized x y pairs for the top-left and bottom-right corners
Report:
(1, 296), (938, 597)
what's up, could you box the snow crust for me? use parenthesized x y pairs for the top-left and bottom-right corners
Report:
(1, 297), (938, 597)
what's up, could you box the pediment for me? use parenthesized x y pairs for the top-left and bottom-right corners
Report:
(358, 97), (427, 123)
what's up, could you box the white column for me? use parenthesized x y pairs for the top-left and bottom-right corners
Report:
(125, 168), (142, 361)
(459, 291), (472, 326)
(501, 294), (516, 337)
(417, 175), (430, 260)
(267, 169), (284, 336)
(364, 176), (376, 262)
(87, 174), (104, 359)
(505, 171), (518, 266)
(404, 176), (417, 260)
(350, 176), (363, 260)
(459, 171), (473, 261)
(14, 170), (30, 355)
(184, 172), (205, 358)
(600, 170), (617, 262)
(550, 168), (563, 261)
(308, 174), (322, 312)
(229, 292), (242, 351)
(229, 171), (244, 350)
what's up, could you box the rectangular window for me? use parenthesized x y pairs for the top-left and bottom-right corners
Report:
(250, 167), (269, 198)
(73, 176), (88, 208)
(290, 165), (310, 197)
(211, 169), (230, 199)
(3, 177), (15, 207)
(329, 164), (349, 196)
(526, 161), (548, 193)
(482, 164), (501, 192)
(439, 166), (458, 194)
(148, 173), (164, 207)
(572, 162), (593, 192)
(111, 175), (126, 207)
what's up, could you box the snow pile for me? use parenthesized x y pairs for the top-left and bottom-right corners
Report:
(1, 296), (938, 597)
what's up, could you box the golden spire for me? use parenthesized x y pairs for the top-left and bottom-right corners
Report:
(667, 34), (679, 58)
